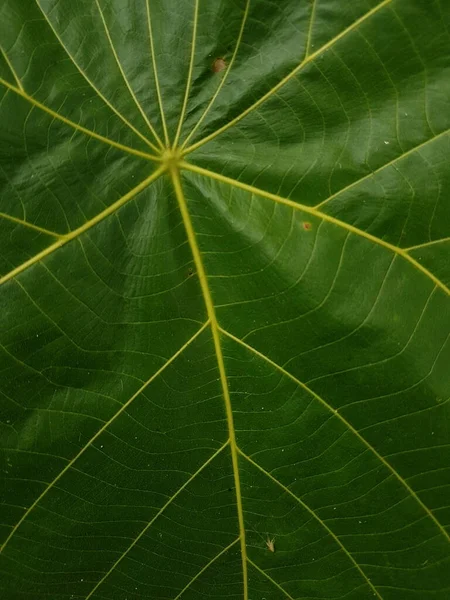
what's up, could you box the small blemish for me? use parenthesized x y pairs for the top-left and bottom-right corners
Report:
(187, 267), (195, 277)
(303, 221), (312, 230)
(212, 57), (227, 73)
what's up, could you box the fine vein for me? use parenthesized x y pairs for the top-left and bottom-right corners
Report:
(86, 439), (230, 599)
(173, 537), (240, 600)
(0, 166), (166, 286)
(180, 161), (450, 296)
(241, 450), (382, 599)
(223, 328), (450, 545)
(0, 321), (210, 554)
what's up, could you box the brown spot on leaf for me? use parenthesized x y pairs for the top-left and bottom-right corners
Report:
(187, 267), (195, 277)
(212, 57), (227, 73)
(303, 221), (312, 230)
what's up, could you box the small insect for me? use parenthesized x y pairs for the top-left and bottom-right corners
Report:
(249, 523), (275, 553)
(212, 57), (227, 73)
(265, 536), (275, 553)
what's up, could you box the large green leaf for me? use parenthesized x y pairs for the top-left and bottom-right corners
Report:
(1, 1), (450, 598)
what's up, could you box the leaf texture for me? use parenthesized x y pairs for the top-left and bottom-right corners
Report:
(1, 1), (450, 599)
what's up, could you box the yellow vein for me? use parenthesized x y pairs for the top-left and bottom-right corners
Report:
(247, 558), (295, 600)
(241, 450), (382, 599)
(173, 537), (240, 600)
(0, 166), (165, 286)
(0, 78), (161, 162)
(316, 127), (450, 210)
(173, 0), (200, 148)
(0, 212), (61, 238)
(170, 165), (248, 599)
(34, 0), (160, 153)
(222, 328), (450, 545)
(405, 236), (450, 252)
(180, 0), (251, 151)
(0, 46), (23, 91)
(180, 161), (450, 296)
(86, 438), (230, 599)
(182, 0), (392, 155)
(305, 0), (317, 58)
(0, 320), (209, 554)
(94, 0), (164, 150)
(146, 0), (169, 146)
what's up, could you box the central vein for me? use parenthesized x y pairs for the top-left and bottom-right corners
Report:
(169, 165), (248, 598)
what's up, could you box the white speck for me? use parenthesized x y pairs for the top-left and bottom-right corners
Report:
(405, 112), (408, 116)
(281, 449), (284, 452)
(6, 420), (10, 424)
(36, 334), (39, 337)
(100, 445), (103, 448)
(432, 431), (434, 435)
(81, 579), (83, 582)
(384, 141), (390, 145)
(333, 507), (336, 510)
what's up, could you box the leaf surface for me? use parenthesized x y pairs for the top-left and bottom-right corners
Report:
(1, 1), (450, 599)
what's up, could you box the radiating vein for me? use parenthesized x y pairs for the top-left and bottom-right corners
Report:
(0, 320), (210, 555)
(405, 236), (450, 251)
(0, 46), (23, 91)
(94, 0), (164, 150)
(0, 212), (61, 238)
(173, 0), (199, 148)
(34, 0), (161, 153)
(180, 161), (450, 296)
(85, 438), (230, 599)
(241, 451), (383, 598)
(222, 328), (450, 545)
(170, 165), (248, 599)
(173, 537), (240, 600)
(0, 166), (166, 285)
(182, 0), (393, 155)
(180, 0), (251, 150)
(0, 78), (161, 162)
(146, 0), (169, 146)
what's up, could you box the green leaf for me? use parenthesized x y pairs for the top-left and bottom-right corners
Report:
(1, 1), (450, 598)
